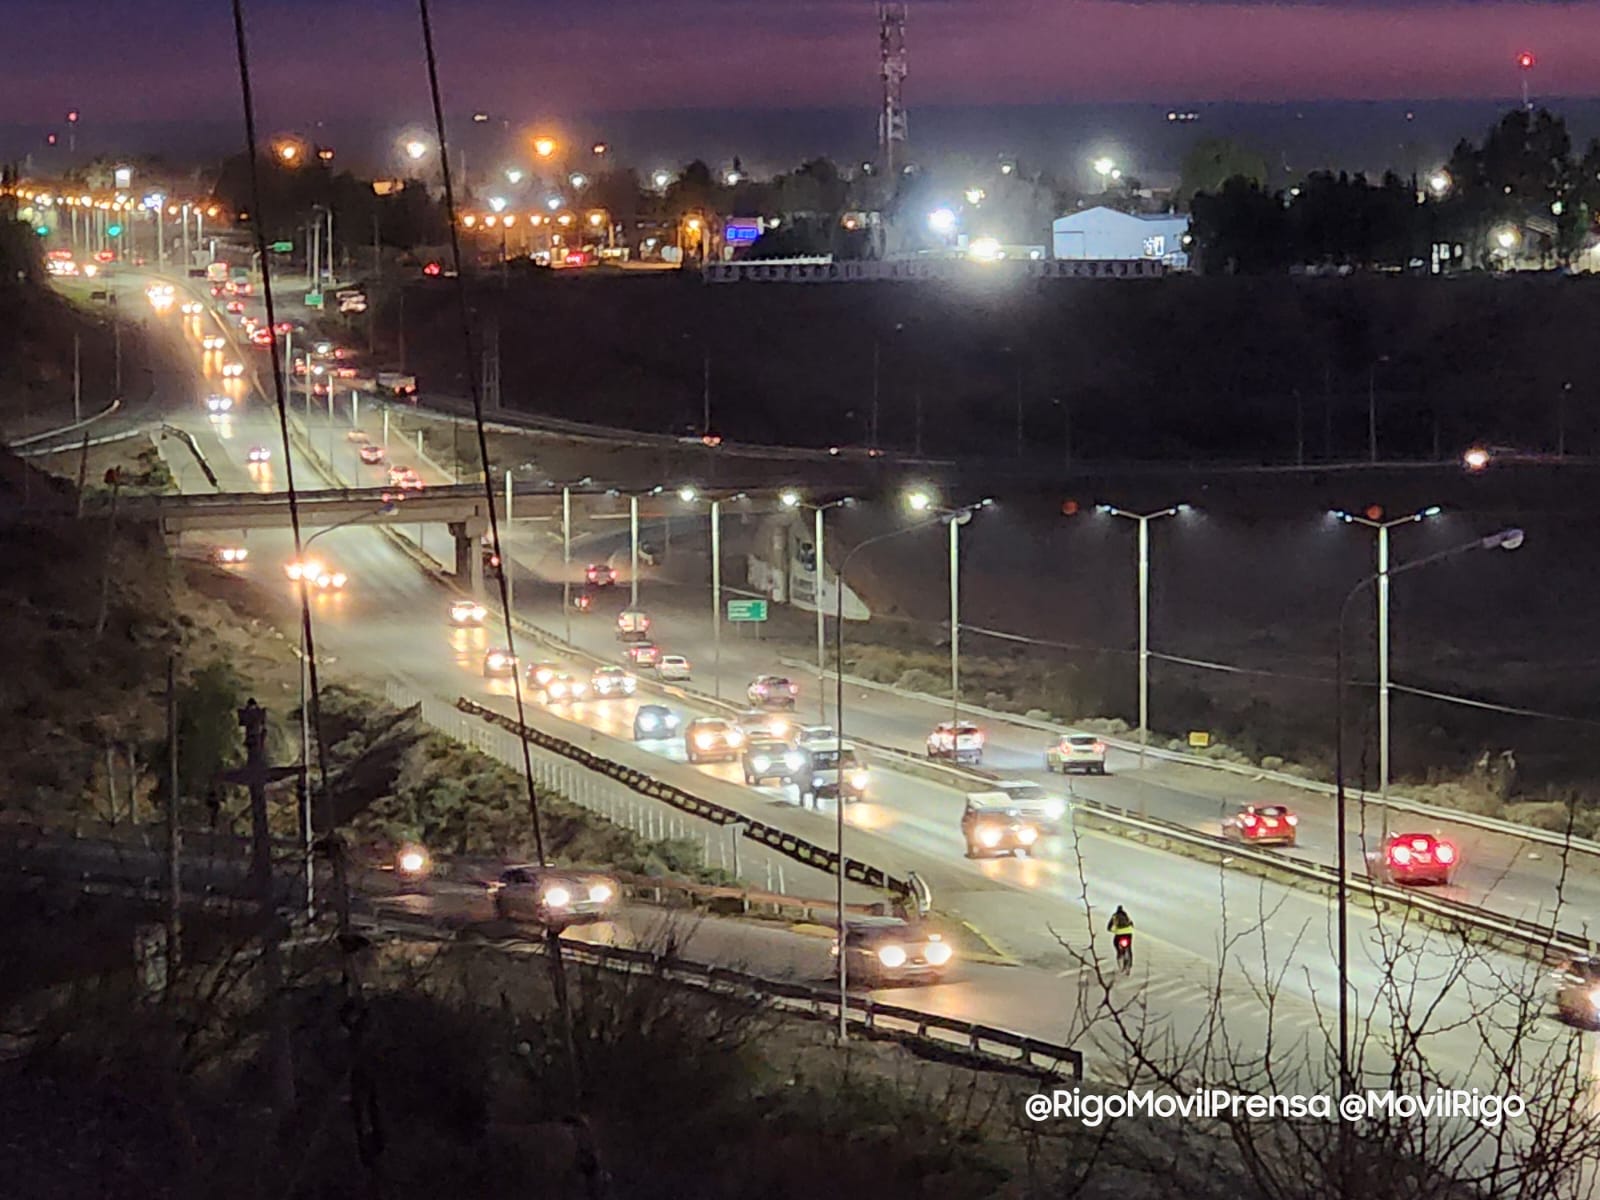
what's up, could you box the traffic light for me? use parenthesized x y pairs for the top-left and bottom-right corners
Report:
(34, 225), (49, 236)
(1061, 499), (1080, 516)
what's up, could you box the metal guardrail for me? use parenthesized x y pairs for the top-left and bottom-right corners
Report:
(454, 697), (913, 901)
(359, 912), (1082, 1079)
(6, 396), (122, 449)
(788, 660), (1600, 861)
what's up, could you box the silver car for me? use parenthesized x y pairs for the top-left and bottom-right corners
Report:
(490, 864), (619, 929)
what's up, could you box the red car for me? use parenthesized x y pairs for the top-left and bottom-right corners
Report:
(1221, 804), (1298, 846)
(250, 328), (272, 346)
(586, 563), (616, 587)
(1371, 832), (1458, 886)
(359, 444), (386, 464)
(225, 300), (244, 313)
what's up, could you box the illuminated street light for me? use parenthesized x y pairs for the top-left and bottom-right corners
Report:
(724, 170), (742, 186)
(677, 485), (698, 503)
(905, 488), (933, 512)
(1093, 156), (1116, 178)
(533, 136), (557, 158)
(652, 169), (672, 189)
(505, 168), (524, 184)
(569, 173), (587, 189)
(1495, 227), (1520, 251)
(546, 196), (562, 211)
(1463, 445), (1491, 471)
(780, 490), (800, 508)
(588, 212), (604, 227)
(276, 140), (302, 164)
(969, 237), (1002, 262)
(1428, 170), (1451, 197)
(965, 187), (986, 205)
(926, 208), (956, 235)
(403, 138), (428, 161)
(488, 196), (508, 213)
(592, 142), (608, 156)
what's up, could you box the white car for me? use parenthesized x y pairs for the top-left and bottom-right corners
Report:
(590, 666), (637, 697)
(1045, 734), (1108, 775)
(490, 864), (619, 929)
(449, 599), (487, 626)
(657, 655), (692, 681)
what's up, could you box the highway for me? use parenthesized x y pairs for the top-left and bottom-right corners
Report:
(123, 276), (1600, 1121)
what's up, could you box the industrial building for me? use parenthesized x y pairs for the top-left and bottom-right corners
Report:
(1052, 206), (1190, 267)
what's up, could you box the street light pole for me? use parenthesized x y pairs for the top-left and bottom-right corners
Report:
(1333, 527), (1523, 1101)
(711, 499), (722, 700)
(1098, 505), (1182, 780)
(562, 486), (572, 645)
(1332, 505), (1442, 835)
(782, 492), (852, 725)
(949, 515), (961, 725)
(630, 493), (640, 608)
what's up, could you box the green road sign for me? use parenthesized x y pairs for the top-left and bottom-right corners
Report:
(726, 598), (768, 622)
(304, 292), (324, 309)
(269, 241), (293, 253)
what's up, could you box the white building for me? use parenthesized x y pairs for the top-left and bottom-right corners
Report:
(1052, 206), (1190, 267)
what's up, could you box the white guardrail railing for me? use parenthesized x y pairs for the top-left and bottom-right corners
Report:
(777, 658), (1600, 860)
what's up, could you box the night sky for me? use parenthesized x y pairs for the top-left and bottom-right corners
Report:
(6, 0), (1600, 127)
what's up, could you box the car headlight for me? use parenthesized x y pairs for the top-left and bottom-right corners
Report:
(487, 654), (507, 668)
(639, 714), (659, 731)
(924, 937), (953, 966)
(694, 731), (716, 749)
(544, 886), (571, 908)
(1016, 825), (1039, 845)
(397, 847), (428, 875)
(588, 883), (613, 904)
(877, 944), (907, 968)
(769, 717), (790, 736)
(727, 730), (745, 746)
(1044, 799), (1066, 821)
(977, 825), (1002, 847)
(330, 573), (347, 588)
(751, 756), (770, 771)
(785, 752), (804, 771)
(847, 769), (870, 791)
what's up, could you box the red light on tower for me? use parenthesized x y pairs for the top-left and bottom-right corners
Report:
(1364, 504), (1384, 521)
(66, 109), (79, 123)
(1516, 51), (1535, 70)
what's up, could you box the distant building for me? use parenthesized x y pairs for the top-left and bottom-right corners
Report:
(1052, 206), (1190, 267)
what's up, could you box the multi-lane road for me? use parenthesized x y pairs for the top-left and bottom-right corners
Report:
(98, 274), (1600, 1121)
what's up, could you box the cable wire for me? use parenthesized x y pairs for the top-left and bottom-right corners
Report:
(229, 0), (330, 868)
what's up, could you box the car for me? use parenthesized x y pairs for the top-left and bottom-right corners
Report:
(1045, 734), (1108, 775)
(927, 721), (984, 765)
(345, 429), (368, 443)
(743, 739), (805, 786)
(250, 328), (272, 346)
(571, 590), (594, 613)
(204, 394), (232, 414)
(685, 717), (744, 764)
(657, 655), (692, 681)
(589, 666), (637, 698)
(393, 467), (423, 491)
(964, 781), (1067, 833)
(586, 563), (616, 587)
(1221, 804), (1299, 846)
(794, 726), (836, 750)
(359, 444), (385, 464)
(623, 642), (661, 669)
(285, 559), (346, 590)
(525, 662), (560, 689)
(960, 799), (1041, 858)
(482, 545), (502, 576)
(747, 674), (798, 710)
(539, 673), (589, 702)
(796, 739), (870, 804)
(616, 608), (651, 642)
(202, 334), (225, 351)
(1369, 832), (1458, 886)
(181, 301), (202, 315)
(225, 300), (244, 313)
(489, 864), (619, 929)
(736, 710), (793, 742)
(246, 445), (270, 464)
(633, 704), (681, 740)
(831, 917), (954, 987)
(221, 361), (244, 377)
(449, 599), (487, 626)
(1551, 956), (1600, 1027)
(482, 648), (518, 678)
(313, 340), (335, 358)
(211, 546), (249, 566)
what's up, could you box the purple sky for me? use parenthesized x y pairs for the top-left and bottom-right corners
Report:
(6, 0), (1600, 124)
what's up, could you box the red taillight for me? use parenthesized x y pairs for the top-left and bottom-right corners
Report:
(787, 683), (798, 693)
(1435, 843), (1456, 864)
(1093, 741), (1106, 753)
(1241, 814), (1257, 827)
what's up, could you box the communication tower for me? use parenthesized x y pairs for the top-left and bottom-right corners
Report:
(878, 3), (909, 175)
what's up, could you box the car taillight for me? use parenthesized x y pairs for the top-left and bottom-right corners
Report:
(1435, 843), (1455, 864)
(1093, 741), (1106, 753)
(1390, 845), (1413, 865)
(1286, 815), (1299, 826)
(1241, 814), (1257, 827)
(787, 683), (798, 693)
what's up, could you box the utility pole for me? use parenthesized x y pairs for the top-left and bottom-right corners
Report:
(165, 656), (182, 982)
(111, 294), (121, 395)
(481, 317), (500, 410)
(227, 700), (297, 1113)
(702, 349), (711, 437)
(73, 333), (81, 423)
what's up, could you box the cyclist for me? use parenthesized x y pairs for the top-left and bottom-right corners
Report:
(1107, 905), (1135, 974)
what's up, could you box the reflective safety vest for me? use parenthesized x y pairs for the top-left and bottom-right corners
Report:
(1109, 914), (1134, 936)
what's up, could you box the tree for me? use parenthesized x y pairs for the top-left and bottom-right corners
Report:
(1178, 138), (1270, 207)
(1189, 177), (1289, 274)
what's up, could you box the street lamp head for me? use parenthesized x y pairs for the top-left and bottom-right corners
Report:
(653, 169), (672, 189)
(780, 490), (801, 508)
(1092, 156), (1116, 177)
(488, 196), (508, 212)
(677, 485), (698, 503)
(1420, 505), (1442, 518)
(906, 489), (933, 512)
(927, 208), (956, 235)
(505, 168), (524, 184)
(1428, 170), (1451, 197)
(1176, 503), (1194, 514)
(1484, 528), (1525, 552)
(403, 138), (428, 161)
(533, 136), (557, 158)
(1463, 446), (1492, 472)
(1095, 503), (1115, 515)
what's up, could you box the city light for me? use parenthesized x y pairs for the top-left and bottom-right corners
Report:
(505, 168), (524, 184)
(546, 196), (562, 211)
(725, 170), (742, 185)
(780, 490), (801, 508)
(1463, 446), (1492, 471)
(533, 136), (557, 158)
(1093, 157), (1117, 178)
(404, 139), (428, 161)
(969, 237), (1002, 261)
(592, 142), (608, 156)
(569, 173), (587, 189)
(1517, 50), (1536, 70)
(1428, 170), (1451, 197)
(678, 485), (698, 502)
(652, 170), (672, 189)
(588, 212), (604, 227)
(965, 187), (986, 204)
(906, 489), (933, 512)
(1495, 226), (1520, 251)
(488, 196), (508, 213)
(927, 208), (956, 235)
(275, 140), (301, 164)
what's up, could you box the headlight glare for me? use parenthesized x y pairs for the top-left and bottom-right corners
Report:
(877, 944), (907, 968)
(588, 883), (613, 904)
(924, 938), (953, 966)
(544, 886), (571, 908)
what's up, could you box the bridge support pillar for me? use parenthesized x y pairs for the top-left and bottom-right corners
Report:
(450, 517), (488, 598)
